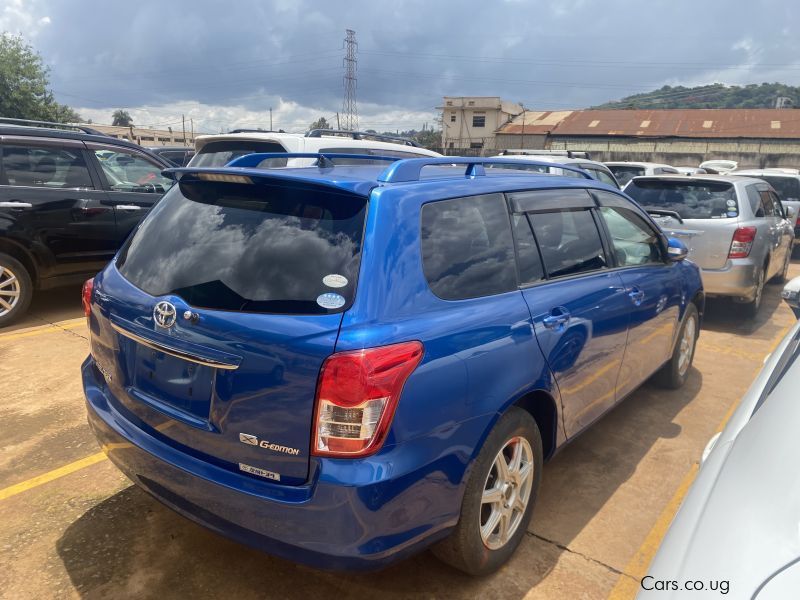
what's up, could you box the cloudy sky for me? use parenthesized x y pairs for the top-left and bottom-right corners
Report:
(2, 0), (799, 133)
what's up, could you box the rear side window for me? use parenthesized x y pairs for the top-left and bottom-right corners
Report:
(421, 193), (516, 300)
(1, 144), (93, 188)
(529, 210), (607, 278)
(586, 167), (619, 188)
(625, 180), (738, 219)
(190, 141), (287, 168)
(117, 180), (367, 314)
(607, 165), (644, 186)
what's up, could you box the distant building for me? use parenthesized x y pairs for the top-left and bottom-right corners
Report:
(82, 124), (195, 147)
(438, 97), (523, 153)
(494, 108), (800, 167)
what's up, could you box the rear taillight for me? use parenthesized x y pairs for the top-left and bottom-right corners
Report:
(82, 278), (94, 318)
(728, 226), (757, 259)
(312, 341), (424, 457)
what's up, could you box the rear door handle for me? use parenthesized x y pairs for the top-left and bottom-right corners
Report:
(0, 201), (33, 209)
(628, 286), (645, 306)
(543, 307), (571, 330)
(115, 205), (144, 211)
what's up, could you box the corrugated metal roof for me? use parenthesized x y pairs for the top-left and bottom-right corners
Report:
(496, 109), (800, 139)
(496, 111), (574, 134)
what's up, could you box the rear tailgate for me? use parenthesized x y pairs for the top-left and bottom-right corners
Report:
(627, 177), (741, 269)
(89, 175), (369, 485)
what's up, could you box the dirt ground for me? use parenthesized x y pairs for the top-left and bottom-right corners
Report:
(2, 263), (798, 600)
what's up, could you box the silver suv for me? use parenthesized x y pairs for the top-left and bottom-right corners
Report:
(624, 175), (795, 317)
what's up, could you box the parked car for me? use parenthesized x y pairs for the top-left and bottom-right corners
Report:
(624, 175), (795, 317)
(605, 162), (680, 186)
(188, 128), (441, 168)
(675, 166), (707, 176)
(731, 168), (800, 247)
(493, 151), (621, 188)
(147, 146), (195, 167)
(0, 118), (174, 326)
(82, 155), (703, 575)
(782, 275), (800, 317)
(640, 319), (800, 599)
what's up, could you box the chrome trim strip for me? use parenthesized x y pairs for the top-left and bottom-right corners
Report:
(110, 322), (239, 370)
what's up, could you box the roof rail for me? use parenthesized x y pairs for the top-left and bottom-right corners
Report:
(0, 117), (107, 136)
(304, 128), (421, 148)
(228, 128), (286, 134)
(498, 149), (590, 159)
(378, 157), (594, 184)
(225, 152), (400, 169)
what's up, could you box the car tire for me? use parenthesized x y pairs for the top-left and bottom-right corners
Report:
(742, 266), (765, 319)
(0, 253), (33, 327)
(770, 251), (791, 284)
(654, 303), (699, 390)
(431, 407), (543, 576)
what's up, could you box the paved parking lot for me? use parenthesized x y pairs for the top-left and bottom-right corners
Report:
(2, 263), (798, 600)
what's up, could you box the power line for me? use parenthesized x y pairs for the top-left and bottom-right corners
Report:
(342, 29), (358, 131)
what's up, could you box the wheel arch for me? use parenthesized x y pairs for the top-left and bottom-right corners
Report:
(0, 237), (38, 285)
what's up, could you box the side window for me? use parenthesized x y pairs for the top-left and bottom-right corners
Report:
(93, 148), (174, 193)
(746, 186), (763, 215)
(421, 193), (517, 300)
(769, 192), (785, 218)
(599, 207), (663, 266)
(2, 144), (93, 189)
(529, 209), (607, 278)
(589, 168), (619, 188)
(511, 213), (545, 284)
(758, 190), (775, 218)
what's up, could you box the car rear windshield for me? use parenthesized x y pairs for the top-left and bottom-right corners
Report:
(189, 141), (288, 168)
(117, 180), (367, 314)
(758, 176), (800, 202)
(624, 179), (738, 220)
(607, 165), (645, 186)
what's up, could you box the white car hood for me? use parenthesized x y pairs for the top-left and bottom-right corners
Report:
(641, 323), (800, 599)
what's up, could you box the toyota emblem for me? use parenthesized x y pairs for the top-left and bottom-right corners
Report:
(153, 301), (177, 328)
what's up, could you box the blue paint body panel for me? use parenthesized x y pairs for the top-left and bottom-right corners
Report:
(83, 156), (703, 570)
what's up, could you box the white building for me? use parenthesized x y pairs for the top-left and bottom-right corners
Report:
(438, 96), (523, 153)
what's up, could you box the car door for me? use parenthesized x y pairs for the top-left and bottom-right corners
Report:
(509, 188), (630, 437)
(593, 190), (684, 396)
(757, 186), (786, 278)
(85, 143), (174, 244)
(767, 189), (793, 270)
(0, 135), (115, 279)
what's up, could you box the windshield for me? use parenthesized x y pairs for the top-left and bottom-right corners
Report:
(117, 180), (367, 314)
(758, 176), (800, 202)
(625, 179), (738, 220)
(607, 165), (645, 186)
(189, 140), (288, 168)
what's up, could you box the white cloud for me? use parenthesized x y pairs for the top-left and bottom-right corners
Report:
(0, 0), (50, 37)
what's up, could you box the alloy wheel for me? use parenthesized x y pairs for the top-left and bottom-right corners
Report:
(0, 266), (21, 317)
(480, 436), (534, 550)
(677, 315), (696, 377)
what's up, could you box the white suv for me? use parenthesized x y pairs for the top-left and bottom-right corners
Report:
(604, 161), (680, 186)
(188, 129), (440, 168)
(493, 151), (620, 188)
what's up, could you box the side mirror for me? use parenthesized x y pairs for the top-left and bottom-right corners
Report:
(782, 278), (800, 319)
(666, 237), (689, 261)
(786, 206), (797, 221)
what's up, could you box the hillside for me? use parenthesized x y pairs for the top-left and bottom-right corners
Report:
(593, 82), (800, 109)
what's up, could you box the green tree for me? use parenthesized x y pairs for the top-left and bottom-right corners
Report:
(112, 109), (133, 127)
(309, 116), (330, 130)
(0, 33), (81, 122)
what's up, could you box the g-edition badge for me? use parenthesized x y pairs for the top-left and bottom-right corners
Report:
(239, 432), (300, 456)
(153, 301), (177, 328)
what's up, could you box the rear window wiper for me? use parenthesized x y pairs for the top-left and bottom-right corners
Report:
(646, 209), (684, 224)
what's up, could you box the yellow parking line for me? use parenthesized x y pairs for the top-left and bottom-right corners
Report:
(607, 322), (794, 599)
(0, 320), (86, 341)
(0, 451), (107, 502)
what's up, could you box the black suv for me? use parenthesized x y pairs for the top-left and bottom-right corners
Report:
(0, 118), (174, 326)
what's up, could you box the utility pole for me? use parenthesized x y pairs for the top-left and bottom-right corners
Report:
(520, 104), (526, 150)
(269, 107), (273, 130)
(182, 114), (186, 146)
(342, 29), (358, 131)
(190, 118), (194, 142)
(336, 112), (340, 129)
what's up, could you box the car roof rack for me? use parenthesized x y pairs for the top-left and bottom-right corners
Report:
(305, 129), (421, 148)
(378, 157), (594, 184)
(228, 128), (286, 134)
(498, 149), (591, 159)
(0, 117), (107, 136)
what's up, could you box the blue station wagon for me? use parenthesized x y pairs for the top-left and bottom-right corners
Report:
(81, 155), (704, 575)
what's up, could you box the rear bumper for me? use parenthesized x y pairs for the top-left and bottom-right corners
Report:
(700, 259), (758, 300)
(82, 359), (474, 571)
